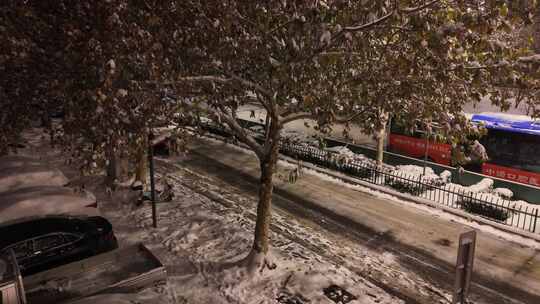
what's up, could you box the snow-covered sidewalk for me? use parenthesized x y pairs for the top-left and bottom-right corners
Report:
(13, 127), (406, 304)
(12, 126), (540, 304)
(113, 171), (404, 304)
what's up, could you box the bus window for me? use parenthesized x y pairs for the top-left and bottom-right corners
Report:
(518, 139), (540, 173)
(482, 131), (517, 166)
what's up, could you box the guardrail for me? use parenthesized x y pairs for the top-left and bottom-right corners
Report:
(323, 137), (540, 204)
(200, 121), (540, 233)
(280, 143), (539, 233)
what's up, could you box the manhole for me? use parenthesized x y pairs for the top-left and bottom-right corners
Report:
(277, 292), (307, 304)
(323, 285), (357, 304)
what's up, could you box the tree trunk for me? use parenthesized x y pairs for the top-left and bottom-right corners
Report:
(376, 126), (385, 166)
(135, 135), (148, 185)
(118, 152), (129, 182)
(105, 145), (117, 185)
(106, 144), (129, 186)
(534, 4), (540, 53)
(375, 113), (388, 167)
(252, 141), (280, 255)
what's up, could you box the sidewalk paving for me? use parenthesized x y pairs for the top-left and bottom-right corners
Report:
(184, 136), (540, 303)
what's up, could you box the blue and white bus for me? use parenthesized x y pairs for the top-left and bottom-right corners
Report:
(471, 113), (540, 187)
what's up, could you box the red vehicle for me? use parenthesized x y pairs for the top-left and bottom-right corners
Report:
(388, 133), (452, 166)
(388, 113), (540, 187)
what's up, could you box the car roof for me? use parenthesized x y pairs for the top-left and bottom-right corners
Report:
(0, 155), (69, 193)
(0, 186), (98, 225)
(0, 165), (69, 193)
(0, 155), (100, 226)
(0, 213), (99, 229)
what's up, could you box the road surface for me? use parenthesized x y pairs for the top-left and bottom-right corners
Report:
(172, 136), (540, 304)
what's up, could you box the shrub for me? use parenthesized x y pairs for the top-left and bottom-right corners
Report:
(457, 199), (510, 221)
(384, 176), (425, 196)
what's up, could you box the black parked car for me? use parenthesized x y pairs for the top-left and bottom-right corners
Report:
(0, 216), (118, 276)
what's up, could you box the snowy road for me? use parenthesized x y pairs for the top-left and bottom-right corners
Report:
(170, 135), (540, 304)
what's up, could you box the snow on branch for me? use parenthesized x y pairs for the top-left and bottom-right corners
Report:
(342, 11), (395, 32)
(334, 109), (369, 123)
(170, 75), (273, 99)
(207, 107), (264, 158)
(279, 108), (369, 127)
(342, 0), (440, 32)
(399, 0), (440, 14)
(518, 54), (540, 63)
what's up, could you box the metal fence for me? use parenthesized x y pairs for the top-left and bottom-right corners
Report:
(201, 122), (540, 233)
(280, 143), (539, 233)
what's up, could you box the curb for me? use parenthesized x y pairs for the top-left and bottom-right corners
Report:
(278, 154), (540, 244)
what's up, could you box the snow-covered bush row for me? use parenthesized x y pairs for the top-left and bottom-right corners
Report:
(430, 178), (538, 224)
(319, 146), (534, 217)
(436, 178), (514, 203)
(281, 130), (320, 146)
(390, 165), (449, 187)
(323, 146), (395, 171)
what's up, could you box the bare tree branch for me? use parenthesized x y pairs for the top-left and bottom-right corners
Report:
(342, 11), (395, 32)
(279, 107), (369, 127)
(207, 107), (265, 158)
(168, 75), (274, 99)
(400, 0), (441, 14)
(279, 112), (314, 126)
(334, 108), (370, 124)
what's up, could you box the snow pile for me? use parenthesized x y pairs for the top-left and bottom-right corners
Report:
(440, 170), (452, 183)
(493, 187), (514, 199)
(325, 146), (369, 163)
(323, 146), (395, 171)
(388, 165), (446, 187)
(282, 130), (319, 146)
(434, 178), (495, 204)
(466, 178), (494, 193)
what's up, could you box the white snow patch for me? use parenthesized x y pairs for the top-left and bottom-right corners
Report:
(493, 187), (514, 199)
(466, 178), (494, 193)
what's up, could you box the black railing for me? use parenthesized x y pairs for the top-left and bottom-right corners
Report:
(280, 143), (539, 233)
(201, 122), (540, 233)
